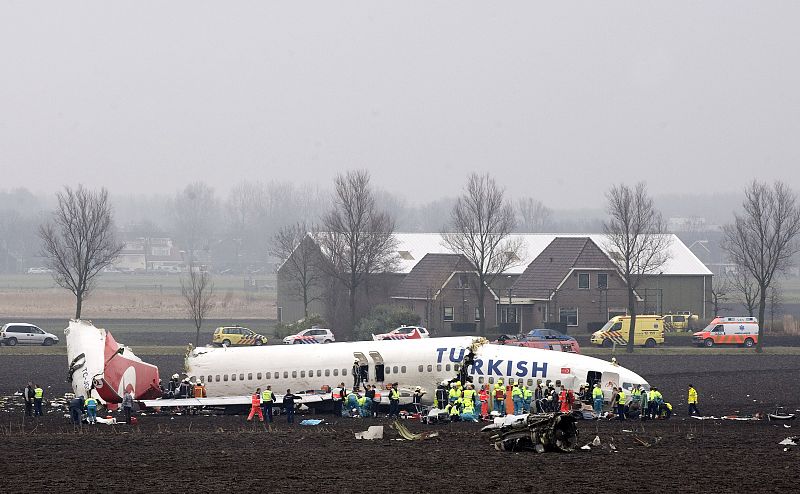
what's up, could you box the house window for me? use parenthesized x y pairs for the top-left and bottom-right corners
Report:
(501, 307), (518, 323)
(578, 273), (590, 289)
(443, 306), (454, 322)
(474, 307), (481, 321)
(559, 308), (578, 326)
(597, 273), (608, 289)
(458, 274), (470, 289)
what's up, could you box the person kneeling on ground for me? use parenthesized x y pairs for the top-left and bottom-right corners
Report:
(447, 399), (462, 422)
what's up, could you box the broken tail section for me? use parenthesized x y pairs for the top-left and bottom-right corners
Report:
(65, 320), (161, 405)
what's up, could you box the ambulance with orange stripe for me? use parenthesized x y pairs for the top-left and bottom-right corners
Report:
(692, 317), (759, 348)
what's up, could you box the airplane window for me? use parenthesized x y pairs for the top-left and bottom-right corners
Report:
(454, 364), (460, 371)
(342, 369), (347, 376)
(488, 377), (494, 384)
(300, 371), (306, 378)
(248, 373), (253, 380)
(223, 374), (228, 381)
(437, 364), (442, 372)
(206, 375), (211, 382)
(309, 370), (313, 377)
(427, 365), (432, 372)
(555, 380), (561, 387)
(215, 375), (219, 382)
(401, 366), (406, 373)
(393, 366), (399, 374)
(623, 382), (632, 389)
(385, 367), (391, 375)
(317, 370), (322, 377)
(325, 369), (330, 377)
(527, 379), (533, 386)
(333, 369), (338, 376)
(292, 371), (297, 378)
(257, 373), (262, 380)
(418, 365), (423, 373)
(445, 364), (451, 372)
(478, 377), (484, 384)
(283, 371), (288, 378)
(232, 374), (237, 381)
(266, 372), (271, 379)
(274, 371), (279, 379)
(239, 374), (244, 381)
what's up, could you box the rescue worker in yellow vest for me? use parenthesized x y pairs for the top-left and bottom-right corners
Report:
(511, 383), (524, 415)
(592, 383), (604, 416)
(388, 383), (401, 418)
(33, 384), (44, 416)
(616, 388), (626, 421)
(522, 386), (532, 413)
(84, 395), (98, 424)
(493, 379), (505, 416)
(462, 385), (476, 414)
(447, 397), (462, 422)
(261, 385), (274, 423)
(687, 384), (699, 416)
(247, 388), (264, 422)
(448, 383), (460, 404)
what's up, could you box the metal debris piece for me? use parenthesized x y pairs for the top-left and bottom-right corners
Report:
(778, 437), (797, 446)
(482, 413), (579, 453)
(354, 425), (384, 440)
(392, 421), (439, 441)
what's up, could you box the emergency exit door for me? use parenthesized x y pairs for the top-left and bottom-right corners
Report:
(369, 351), (385, 383)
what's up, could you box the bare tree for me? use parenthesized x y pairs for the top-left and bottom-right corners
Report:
(604, 182), (670, 353)
(171, 182), (219, 259)
(730, 265), (759, 317)
(38, 186), (124, 319)
(516, 198), (552, 232)
(271, 222), (322, 318)
(442, 173), (523, 335)
(707, 275), (730, 317)
(181, 265), (215, 346)
(768, 284), (783, 332)
(723, 181), (800, 352)
(318, 170), (397, 339)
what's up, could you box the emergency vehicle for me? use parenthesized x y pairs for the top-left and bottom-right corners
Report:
(692, 317), (759, 347)
(662, 312), (698, 332)
(590, 315), (664, 348)
(212, 326), (268, 347)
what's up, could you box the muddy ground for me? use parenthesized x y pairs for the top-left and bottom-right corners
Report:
(0, 354), (798, 493)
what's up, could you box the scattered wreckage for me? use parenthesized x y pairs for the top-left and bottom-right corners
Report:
(481, 412), (579, 453)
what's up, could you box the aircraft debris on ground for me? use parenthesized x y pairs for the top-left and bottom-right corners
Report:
(481, 412), (578, 453)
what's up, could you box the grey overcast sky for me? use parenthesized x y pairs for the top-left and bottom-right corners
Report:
(1, 1), (798, 208)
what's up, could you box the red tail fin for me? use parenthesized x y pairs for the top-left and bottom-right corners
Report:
(94, 332), (161, 403)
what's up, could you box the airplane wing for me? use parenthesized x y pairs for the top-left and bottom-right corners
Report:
(140, 392), (333, 409)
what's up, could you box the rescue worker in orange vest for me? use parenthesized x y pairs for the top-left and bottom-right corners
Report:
(559, 387), (570, 413)
(372, 386), (382, 417)
(493, 379), (505, 416)
(478, 386), (489, 418)
(193, 380), (207, 398)
(247, 388), (264, 422)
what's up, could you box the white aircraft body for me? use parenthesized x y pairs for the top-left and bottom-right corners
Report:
(142, 336), (648, 408)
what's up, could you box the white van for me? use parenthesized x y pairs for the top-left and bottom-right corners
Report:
(692, 317), (759, 347)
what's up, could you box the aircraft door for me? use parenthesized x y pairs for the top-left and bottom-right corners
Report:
(369, 351), (385, 383)
(353, 352), (369, 383)
(602, 371), (619, 400)
(586, 371), (602, 387)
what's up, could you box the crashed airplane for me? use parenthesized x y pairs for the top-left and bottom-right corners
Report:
(65, 319), (648, 410)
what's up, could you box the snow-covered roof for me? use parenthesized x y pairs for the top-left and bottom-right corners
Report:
(389, 233), (711, 276)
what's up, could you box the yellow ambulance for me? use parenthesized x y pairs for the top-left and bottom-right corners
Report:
(590, 315), (665, 348)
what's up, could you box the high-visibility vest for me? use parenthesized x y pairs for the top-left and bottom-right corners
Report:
(479, 390), (488, 402)
(631, 389), (641, 398)
(648, 390), (656, 401)
(262, 390), (273, 402)
(592, 387), (603, 399)
(85, 397), (97, 408)
(617, 391), (626, 404)
(688, 388), (698, 404)
(523, 388), (532, 399)
(448, 388), (460, 401)
(512, 386), (522, 398)
(462, 389), (476, 402)
(251, 394), (260, 406)
(194, 385), (206, 398)
(493, 384), (505, 399)
(34, 388), (43, 399)
(390, 389), (400, 400)
(374, 390), (381, 401)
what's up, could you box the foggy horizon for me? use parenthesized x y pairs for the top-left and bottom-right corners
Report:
(3, 2), (799, 209)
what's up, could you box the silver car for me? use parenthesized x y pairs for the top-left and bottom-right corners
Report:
(0, 323), (59, 346)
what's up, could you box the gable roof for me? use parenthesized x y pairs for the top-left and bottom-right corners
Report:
(511, 237), (619, 299)
(385, 233), (711, 276)
(391, 253), (474, 300)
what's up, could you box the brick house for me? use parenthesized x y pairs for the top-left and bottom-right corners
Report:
(507, 237), (636, 333)
(389, 253), (498, 335)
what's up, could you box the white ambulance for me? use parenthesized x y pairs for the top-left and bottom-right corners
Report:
(692, 317), (759, 347)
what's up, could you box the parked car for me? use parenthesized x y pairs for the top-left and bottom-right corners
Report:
(283, 328), (336, 344)
(212, 326), (268, 347)
(372, 326), (430, 341)
(1, 323), (59, 346)
(27, 267), (53, 274)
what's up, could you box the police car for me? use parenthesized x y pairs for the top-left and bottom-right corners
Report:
(282, 328), (336, 344)
(372, 326), (430, 341)
(212, 326), (268, 347)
